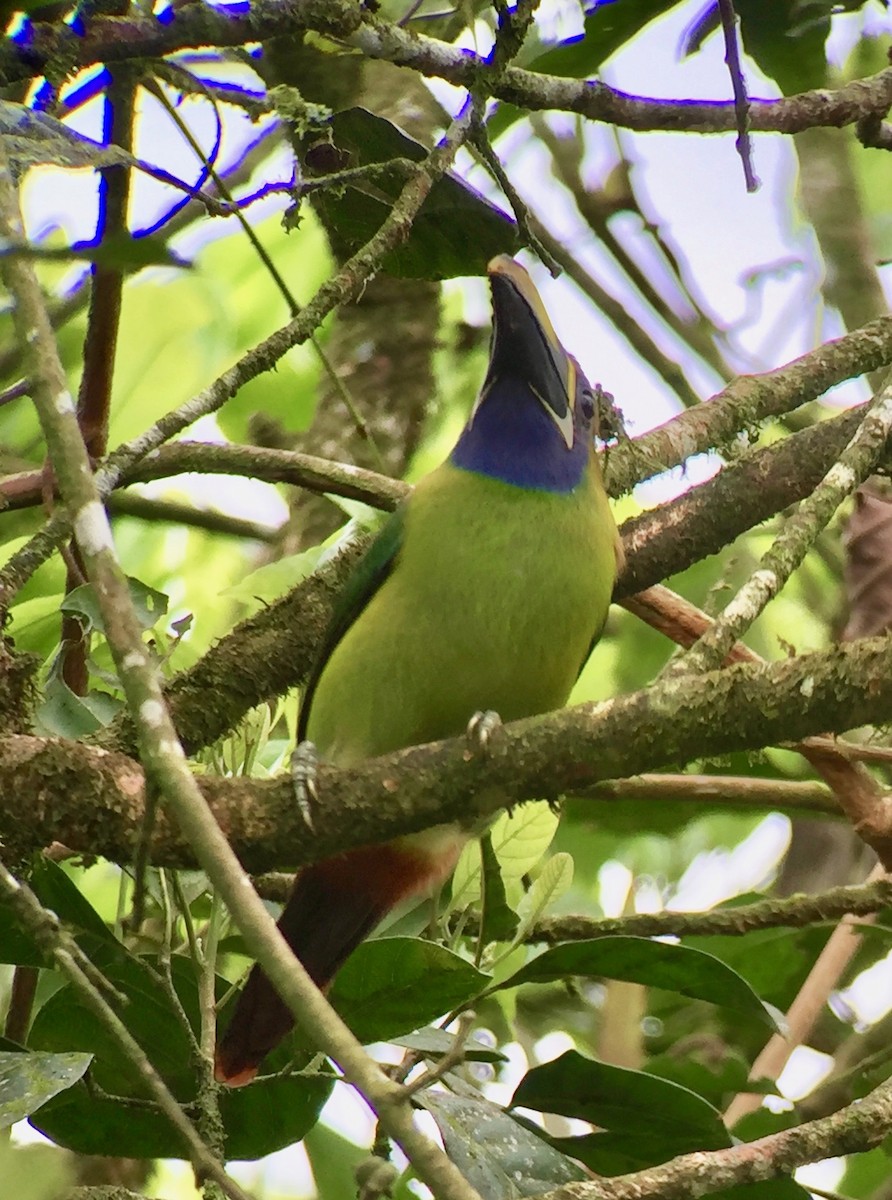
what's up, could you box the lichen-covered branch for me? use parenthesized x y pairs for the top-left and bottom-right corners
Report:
(539, 1070), (892, 1198)
(666, 384), (892, 676)
(4, 3), (891, 138)
(9, 630), (892, 870)
(605, 314), (892, 496)
(468, 875), (892, 944)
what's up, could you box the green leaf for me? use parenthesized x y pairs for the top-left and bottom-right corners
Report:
(30, 857), (117, 945)
(513, 1050), (728, 1144)
(0, 857), (110, 967)
(36, 678), (123, 736)
(556, 1125), (809, 1195)
(418, 1091), (588, 1196)
(551, 1129), (723, 1176)
(32, 1067), (332, 1160)
(35, 679), (106, 737)
(304, 1121), (367, 1199)
(217, 1070), (334, 1160)
(647, 1048), (771, 1110)
(494, 937), (777, 1028)
(392, 1027), (507, 1063)
(13, 858), (114, 953)
(327, 938), (489, 1044)
(724, 0), (831, 96)
(514, 852), (573, 944)
(0, 1049), (91, 1129)
(28, 952), (202, 1099)
(479, 834), (519, 944)
(311, 108), (518, 279)
(451, 802), (558, 912)
(28, 946), (331, 1158)
(687, 925), (830, 1011)
(59, 576), (168, 634)
(493, 803), (560, 883)
(0, 904), (46, 966)
(222, 544), (326, 606)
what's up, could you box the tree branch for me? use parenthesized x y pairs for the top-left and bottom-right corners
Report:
(9, 630), (892, 869)
(5, 5), (891, 137)
(605, 314), (892, 497)
(539, 1070), (892, 1198)
(464, 875), (892, 944)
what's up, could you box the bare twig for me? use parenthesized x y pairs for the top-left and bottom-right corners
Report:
(717, 0), (759, 191)
(724, 864), (886, 1128)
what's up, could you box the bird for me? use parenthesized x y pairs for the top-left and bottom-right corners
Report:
(214, 255), (623, 1086)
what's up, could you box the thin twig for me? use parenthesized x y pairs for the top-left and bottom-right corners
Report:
(724, 864), (886, 1128)
(717, 0), (759, 191)
(469, 875), (892, 944)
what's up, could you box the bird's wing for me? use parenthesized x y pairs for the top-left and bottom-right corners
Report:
(297, 505), (406, 741)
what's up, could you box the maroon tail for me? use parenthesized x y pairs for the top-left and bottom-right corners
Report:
(214, 844), (433, 1086)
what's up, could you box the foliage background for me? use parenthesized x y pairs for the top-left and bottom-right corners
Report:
(2, 1), (892, 1198)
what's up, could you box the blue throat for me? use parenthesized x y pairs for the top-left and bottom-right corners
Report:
(450, 376), (588, 493)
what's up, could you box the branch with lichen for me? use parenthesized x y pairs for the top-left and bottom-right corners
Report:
(458, 874), (892, 944)
(537, 1065), (892, 1198)
(665, 381), (892, 677)
(3, 1), (892, 139)
(9, 628), (892, 870)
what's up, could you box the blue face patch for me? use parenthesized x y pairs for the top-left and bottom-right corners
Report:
(450, 374), (591, 493)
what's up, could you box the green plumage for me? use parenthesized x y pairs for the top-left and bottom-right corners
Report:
(215, 256), (622, 1086)
(307, 459), (618, 765)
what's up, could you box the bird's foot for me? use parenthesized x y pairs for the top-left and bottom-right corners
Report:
(466, 709), (502, 755)
(291, 740), (319, 830)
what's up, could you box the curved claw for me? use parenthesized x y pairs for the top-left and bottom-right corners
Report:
(466, 709), (502, 754)
(291, 740), (319, 831)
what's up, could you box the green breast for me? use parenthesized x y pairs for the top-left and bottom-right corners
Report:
(306, 461), (618, 766)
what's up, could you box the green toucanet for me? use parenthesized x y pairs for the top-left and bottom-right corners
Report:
(215, 255), (623, 1086)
